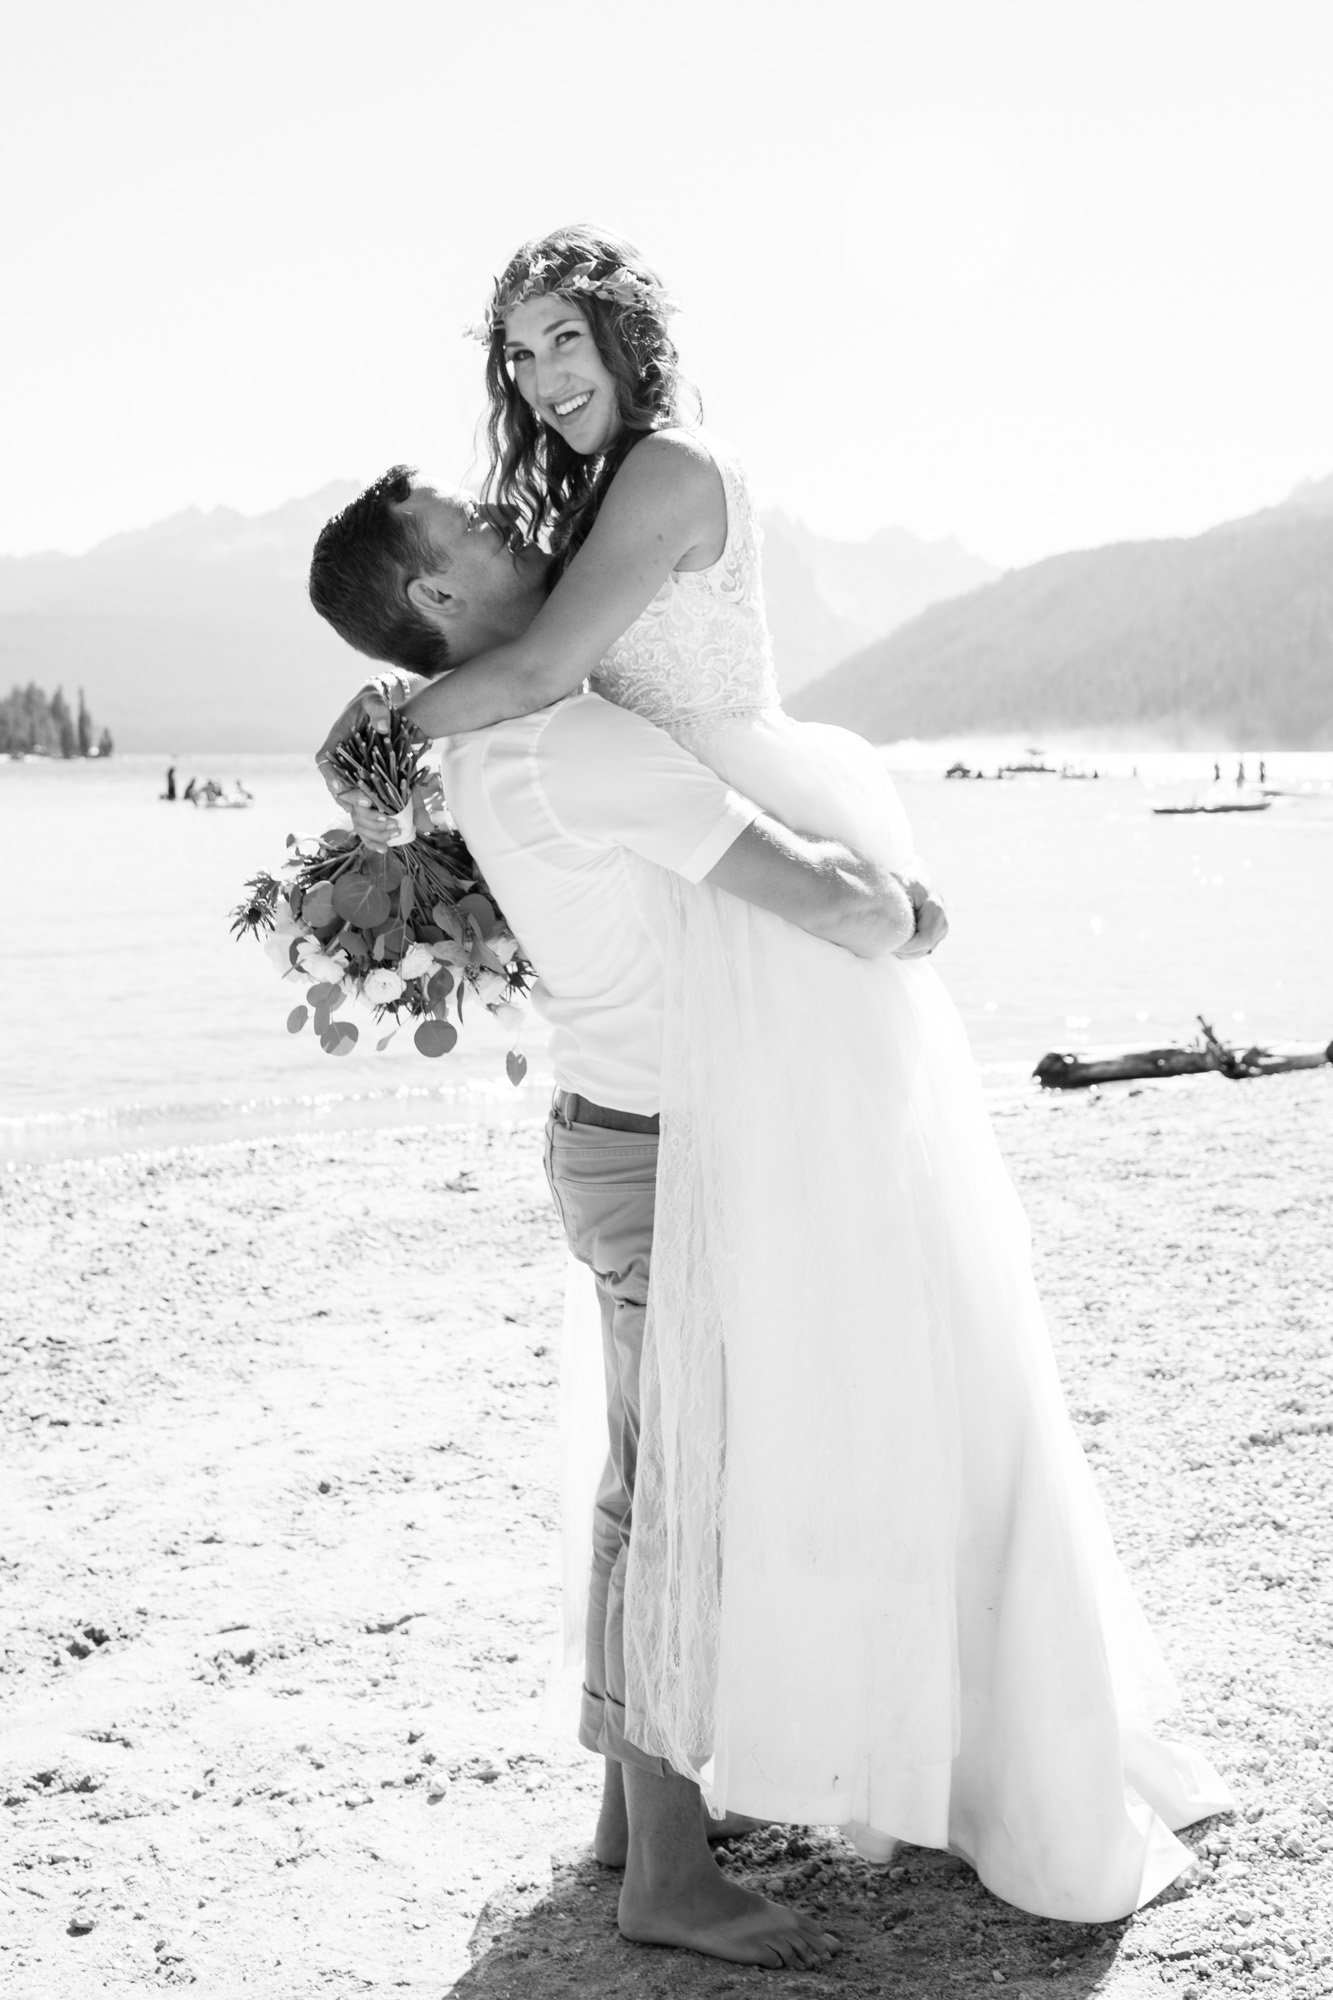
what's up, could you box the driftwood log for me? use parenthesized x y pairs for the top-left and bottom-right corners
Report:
(1034, 1016), (1333, 1090)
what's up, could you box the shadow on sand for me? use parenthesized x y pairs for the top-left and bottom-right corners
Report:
(449, 1824), (1167, 1998)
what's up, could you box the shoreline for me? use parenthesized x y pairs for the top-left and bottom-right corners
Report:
(1, 1056), (1063, 1170)
(0, 1073), (559, 1170)
(3, 1071), (1330, 1995)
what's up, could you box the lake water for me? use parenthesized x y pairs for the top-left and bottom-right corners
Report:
(4, 745), (1330, 1164)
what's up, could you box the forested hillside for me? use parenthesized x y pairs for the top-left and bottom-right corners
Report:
(790, 500), (1333, 746)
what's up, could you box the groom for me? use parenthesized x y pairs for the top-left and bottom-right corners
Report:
(308, 472), (946, 1972)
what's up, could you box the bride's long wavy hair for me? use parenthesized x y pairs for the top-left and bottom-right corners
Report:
(478, 225), (698, 577)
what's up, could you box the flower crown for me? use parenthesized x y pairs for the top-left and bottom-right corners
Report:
(465, 256), (675, 346)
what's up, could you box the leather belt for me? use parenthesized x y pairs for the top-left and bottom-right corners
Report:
(552, 1088), (661, 1135)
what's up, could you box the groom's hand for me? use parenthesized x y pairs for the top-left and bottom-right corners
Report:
(895, 869), (949, 958)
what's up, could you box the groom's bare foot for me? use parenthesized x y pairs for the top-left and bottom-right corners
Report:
(619, 1858), (837, 1970)
(618, 1762), (837, 1969)
(594, 1761), (768, 1868)
(593, 1759), (630, 1866)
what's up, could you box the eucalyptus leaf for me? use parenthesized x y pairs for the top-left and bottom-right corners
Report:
(414, 1020), (458, 1059)
(457, 892), (498, 938)
(302, 881), (337, 928)
(287, 1005), (309, 1035)
(332, 874), (392, 927)
(320, 1020), (359, 1057)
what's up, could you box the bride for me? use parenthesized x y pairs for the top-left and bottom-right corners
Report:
(319, 224), (1230, 1921)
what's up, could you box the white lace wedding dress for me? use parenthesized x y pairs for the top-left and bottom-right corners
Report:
(562, 433), (1230, 1921)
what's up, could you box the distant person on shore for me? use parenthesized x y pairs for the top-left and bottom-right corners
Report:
(234, 778), (253, 802)
(310, 223), (1231, 1957)
(182, 776), (198, 804)
(1213, 761), (1222, 783)
(162, 765), (177, 801)
(1237, 759), (1247, 787)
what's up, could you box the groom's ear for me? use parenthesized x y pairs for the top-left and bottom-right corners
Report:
(406, 574), (459, 628)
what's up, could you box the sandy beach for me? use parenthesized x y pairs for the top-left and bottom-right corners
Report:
(3, 1070), (1331, 1998)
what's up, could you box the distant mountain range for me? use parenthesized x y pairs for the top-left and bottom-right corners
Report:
(758, 514), (997, 695)
(2, 473), (1328, 751)
(0, 487), (995, 752)
(790, 474), (1333, 747)
(0, 485), (363, 754)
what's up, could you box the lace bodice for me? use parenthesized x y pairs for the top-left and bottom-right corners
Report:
(590, 435), (780, 746)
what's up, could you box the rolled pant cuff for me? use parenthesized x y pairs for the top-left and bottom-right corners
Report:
(578, 1685), (674, 1778)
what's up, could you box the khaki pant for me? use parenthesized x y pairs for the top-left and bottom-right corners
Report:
(543, 1091), (671, 1775)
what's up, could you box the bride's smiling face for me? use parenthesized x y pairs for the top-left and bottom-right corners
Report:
(502, 296), (622, 457)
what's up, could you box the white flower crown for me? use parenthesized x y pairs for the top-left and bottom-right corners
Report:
(464, 257), (675, 346)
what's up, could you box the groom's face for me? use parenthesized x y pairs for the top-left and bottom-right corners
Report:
(397, 485), (549, 660)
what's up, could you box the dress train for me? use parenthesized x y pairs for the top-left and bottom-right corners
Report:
(591, 714), (1235, 1922)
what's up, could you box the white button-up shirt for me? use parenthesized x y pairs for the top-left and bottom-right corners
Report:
(438, 693), (758, 1114)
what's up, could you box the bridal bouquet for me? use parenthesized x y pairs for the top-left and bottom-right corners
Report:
(230, 712), (532, 1081)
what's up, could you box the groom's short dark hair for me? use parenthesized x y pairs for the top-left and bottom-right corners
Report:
(308, 466), (450, 672)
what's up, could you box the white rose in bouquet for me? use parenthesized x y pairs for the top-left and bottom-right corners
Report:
(471, 968), (509, 1005)
(362, 968), (406, 1005)
(399, 943), (437, 981)
(490, 1001), (526, 1031)
(299, 949), (349, 984)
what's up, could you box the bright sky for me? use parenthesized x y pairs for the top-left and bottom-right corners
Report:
(3, 0), (1330, 567)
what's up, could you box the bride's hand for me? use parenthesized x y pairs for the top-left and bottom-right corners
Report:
(343, 778), (444, 850)
(314, 679), (395, 812)
(895, 869), (949, 958)
(314, 669), (434, 804)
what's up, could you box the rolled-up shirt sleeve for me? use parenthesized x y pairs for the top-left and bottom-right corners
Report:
(533, 694), (759, 881)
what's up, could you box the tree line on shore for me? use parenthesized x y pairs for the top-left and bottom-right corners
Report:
(0, 682), (113, 758)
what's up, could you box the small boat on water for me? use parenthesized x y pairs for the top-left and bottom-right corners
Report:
(178, 776), (254, 809)
(998, 745), (1059, 776)
(1151, 798), (1271, 816)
